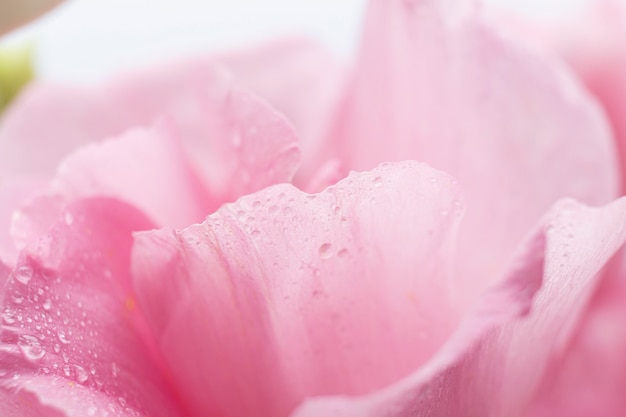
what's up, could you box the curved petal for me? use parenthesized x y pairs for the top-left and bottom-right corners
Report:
(217, 38), (345, 183)
(0, 198), (184, 417)
(0, 59), (300, 200)
(50, 124), (211, 229)
(132, 161), (465, 417)
(291, 196), (626, 417)
(524, 250), (626, 416)
(311, 0), (620, 307)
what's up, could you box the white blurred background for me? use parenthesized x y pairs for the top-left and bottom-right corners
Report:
(0, 0), (592, 82)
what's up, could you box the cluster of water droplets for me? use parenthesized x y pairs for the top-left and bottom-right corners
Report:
(0, 262), (137, 416)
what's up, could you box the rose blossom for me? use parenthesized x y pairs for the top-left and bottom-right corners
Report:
(1, 0), (626, 416)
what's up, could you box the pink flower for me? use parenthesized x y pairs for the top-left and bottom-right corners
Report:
(1, 1), (626, 416)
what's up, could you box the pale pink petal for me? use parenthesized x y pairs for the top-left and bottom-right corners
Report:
(51, 123), (211, 228)
(0, 198), (184, 417)
(0, 60), (300, 201)
(291, 197), (626, 417)
(312, 0), (619, 307)
(217, 38), (345, 182)
(0, 177), (47, 265)
(132, 161), (464, 417)
(524, 251), (626, 416)
(531, 1), (626, 193)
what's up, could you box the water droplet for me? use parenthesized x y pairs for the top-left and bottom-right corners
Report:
(57, 330), (70, 344)
(318, 243), (332, 259)
(42, 299), (52, 311)
(13, 266), (33, 285)
(2, 311), (16, 324)
(18, 335), (45, 360)
(74, 365), (89, 383)
(111, 362), (120, 378)
(11, 295), (24, 304)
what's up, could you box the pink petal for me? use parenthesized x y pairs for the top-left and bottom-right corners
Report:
(0, 177), (47, 265)
(0, 198), (184, 417)
(0, 58), (300, 202)
(291, 196), (626, 417)
(312, 0), (619, 307)
(51, 123), (211, 228)
(533, 1), (626, 193)
(524, 251), (626, 416)
(132, 161), (464, 417)
(217, 38), (345, 184)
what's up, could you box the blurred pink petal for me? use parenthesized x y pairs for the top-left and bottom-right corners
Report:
(0, 60), (300, 202)
(218, 38), (345, 177)
(539, 1), (626, 192)
(0, 178), (46, 265)
(311, 0), (619, 307)
(291, 196), (626, 417)
(0, 198), (184, 417)
(132, 161), (464, 417)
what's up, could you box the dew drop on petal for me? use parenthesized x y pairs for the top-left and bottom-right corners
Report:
(74, 365), (89, 383)
(112, 362), (120, 378)
(57, 329), (70, 344)
(18, 335), (45, 360)
(318, 243), (333, 259)
(13, 266), (33, 285)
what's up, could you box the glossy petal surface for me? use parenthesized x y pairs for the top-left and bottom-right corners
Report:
(0, 198), (184, 417)
(316, 0), (619, 306)
(132, 162), (464, 417)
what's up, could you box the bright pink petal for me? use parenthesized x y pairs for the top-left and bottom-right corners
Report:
(312, 0), (619, 307)
(217, 38), (345, 182)
(524, 251), (626, 416)
(0, 59), (300, 203)
(0, 198), (184, 417)
(132, 161), (465, 417)
(291, 196), (626, 417)
(0, 177), (47, 265)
